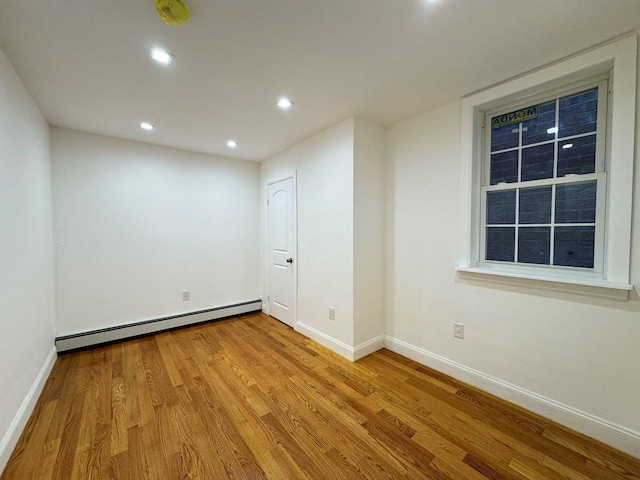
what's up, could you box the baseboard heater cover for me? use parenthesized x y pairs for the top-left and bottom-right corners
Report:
(55, 300), (262, 353)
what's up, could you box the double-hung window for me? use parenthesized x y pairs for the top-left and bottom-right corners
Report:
(458, 36), (636, 298)
(481, 79), (607, 273)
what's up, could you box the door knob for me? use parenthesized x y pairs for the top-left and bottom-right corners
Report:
(286, 258), (294, 264)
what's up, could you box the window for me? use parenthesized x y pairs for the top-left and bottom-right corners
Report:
(481, 80), (607, 273)
(458, 36), (636, 299)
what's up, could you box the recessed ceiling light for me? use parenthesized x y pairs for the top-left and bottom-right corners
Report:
(277, 98), (294, 110)
(151, 47), (173, 65)
(140, 122), (155, 131)
(226, 140), (238, 148)
(547, 127), (558, 134)
(562, 143), (574, 149)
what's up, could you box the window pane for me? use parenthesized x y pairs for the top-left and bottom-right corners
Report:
(522, 101), (556, 146)
(555, 181), (597, 223)
(518, 227), (550, 265)
(491, 123), (519, 152)
(521, 143), (554, 181)
(486, 227), (515, 262)
(558, 88), (598, 138)
(554, 226), (595, 268)
(557, 135), (596, 177)
(490, 150), (518, 185)
(487, 190), (516, 224)
(519, 187), (552, 224)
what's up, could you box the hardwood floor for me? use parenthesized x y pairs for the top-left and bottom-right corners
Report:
(2, 313), (639, 479)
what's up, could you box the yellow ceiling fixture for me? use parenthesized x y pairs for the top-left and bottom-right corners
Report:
(155, 0), (190, 26)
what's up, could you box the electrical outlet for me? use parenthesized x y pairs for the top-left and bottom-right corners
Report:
(182, 290), (190, 301)
(328, 306), (335, 320)
(454, 322), (464, 339)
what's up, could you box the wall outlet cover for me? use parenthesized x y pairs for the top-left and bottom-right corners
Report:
(454, 322), (464, 339)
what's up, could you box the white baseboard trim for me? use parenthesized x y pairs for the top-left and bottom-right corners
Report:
(295, 321), (384, 361)
(353, 335), (385, 361)
(295, 322), (355, 360)
(56, 300), (262, 353)
(0, 346), (57, 474)
(384, 336), (640, 458)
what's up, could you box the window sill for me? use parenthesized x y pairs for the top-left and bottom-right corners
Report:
(456, 266), (632, 301)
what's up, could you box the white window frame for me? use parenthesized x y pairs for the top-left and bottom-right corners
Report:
(457, 36), (637, 300)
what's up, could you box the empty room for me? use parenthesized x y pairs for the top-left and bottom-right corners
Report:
(1, 0), (640, 478)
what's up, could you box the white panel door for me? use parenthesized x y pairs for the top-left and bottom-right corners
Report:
(267, 177), (295, 327)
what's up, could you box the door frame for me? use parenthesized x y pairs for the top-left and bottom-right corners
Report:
(265, 172), (298, 327)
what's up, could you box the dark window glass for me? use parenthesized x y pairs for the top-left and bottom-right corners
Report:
(490, 150), (518, 185)
(487, 190), (516, 225)
(519, 187), (552, 224)
(522, 101), (556, 146)
(485, 85), (602, 269)
(518, 227), (551, 265)
(557, 135), (596, 177)
(486, 227), (515, 262)
(521, 143), (554, 181)
(559, 88), (598, 138)
(555, 182), (597, 223)
(491, 123), (519, 152)
(554, 226), (595, 268)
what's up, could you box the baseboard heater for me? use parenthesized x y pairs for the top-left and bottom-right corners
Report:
(55, 299), (262, 353)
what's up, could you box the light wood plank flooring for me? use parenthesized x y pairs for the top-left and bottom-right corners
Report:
(2, 313), (639, 479)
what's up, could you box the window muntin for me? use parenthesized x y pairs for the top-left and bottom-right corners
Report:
(481, 79), (607, 272)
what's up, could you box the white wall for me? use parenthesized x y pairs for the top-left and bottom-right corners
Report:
(260, 119), (355, 348)
(260, 117), (386, 358)
(51, 128), (260, 335)
(353, 118), (386, 347)
(385, 69), (640, 453)
(0, 49), (56, 470)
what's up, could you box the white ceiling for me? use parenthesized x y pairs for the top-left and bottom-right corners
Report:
(1, 1), (639, 161)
